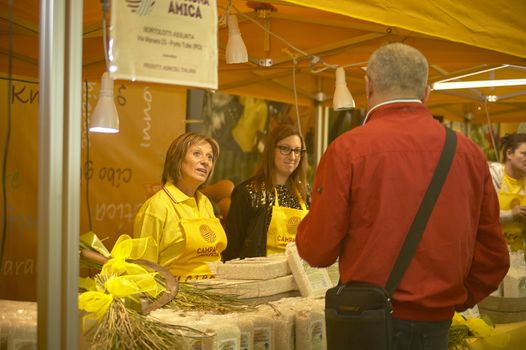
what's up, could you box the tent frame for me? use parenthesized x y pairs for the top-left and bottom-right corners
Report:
(37, 0), (81, 348)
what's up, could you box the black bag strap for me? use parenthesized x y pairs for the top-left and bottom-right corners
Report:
(385, 126), (457, 296)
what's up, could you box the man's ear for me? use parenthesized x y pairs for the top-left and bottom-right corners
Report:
(365, 75), (372, 100)
(421, 85), (431, 103)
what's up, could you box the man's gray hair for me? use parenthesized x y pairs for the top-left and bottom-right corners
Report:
(366, 43), (429, 99)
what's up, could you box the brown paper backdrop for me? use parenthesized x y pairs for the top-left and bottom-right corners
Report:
(0, 75), (186, 300)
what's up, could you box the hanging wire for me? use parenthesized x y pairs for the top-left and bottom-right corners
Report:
(84, 80), (93, 231)
(0, 0), (14, 269)
(102, 0), (110, 71)
(223, 2), (342, 135)
(483, 101), (500, 163)
(229, 4), (338, 73)
(218, 0), (232, 26)
(286, 51), (302, 134)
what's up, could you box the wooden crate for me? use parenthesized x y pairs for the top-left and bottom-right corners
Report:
(478, 295), (526, 324)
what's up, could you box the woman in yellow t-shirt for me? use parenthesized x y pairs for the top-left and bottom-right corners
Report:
(133, 133), (227, 281)
(489, 133), (526, 251)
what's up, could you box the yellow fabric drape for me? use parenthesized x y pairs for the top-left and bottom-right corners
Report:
(283, 0), (526, 58)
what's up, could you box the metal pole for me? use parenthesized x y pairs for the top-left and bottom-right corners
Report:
(315, 103), (323, 166)
(62, 1), (83, 349)
(38, 0), (65, 347)
(38, 0), (82, 348)
(322, 106), (330, 153)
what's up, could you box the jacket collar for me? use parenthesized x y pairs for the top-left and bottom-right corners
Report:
(363, 99), (423, 125)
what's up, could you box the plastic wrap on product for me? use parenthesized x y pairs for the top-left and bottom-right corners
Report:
(254, 303), (295, 350)
(246, 313), (274, 350)
(193, 275), (298, 299)
(267, 296), (326, 350)
(150, 309), (242, 350)
(0, 300), (37, 350)
(294, 305), (326, 350)
(285, 243), (332, 297)
(503, 251), (526, 298)
(218, 314), (254, 350)
(212, 255), (291, 280)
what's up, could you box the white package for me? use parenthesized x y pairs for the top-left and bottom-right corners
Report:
(212, 255), (291, 280)
(286, 243), (332, 297)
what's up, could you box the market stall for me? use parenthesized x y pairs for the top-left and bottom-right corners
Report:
(1, 0), (526, 348)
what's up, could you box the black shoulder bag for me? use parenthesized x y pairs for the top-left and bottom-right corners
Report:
(325, 127), (457, 350)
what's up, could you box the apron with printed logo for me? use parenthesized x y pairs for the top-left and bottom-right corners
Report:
(498, 171), (526, 251)
(163, 187), (227, 281)
(266, 188), (308, 255)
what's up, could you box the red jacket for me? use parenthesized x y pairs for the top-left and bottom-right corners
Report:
(296, 101), (509, 321)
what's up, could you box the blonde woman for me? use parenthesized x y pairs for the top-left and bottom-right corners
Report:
(133, 132), (226, 281)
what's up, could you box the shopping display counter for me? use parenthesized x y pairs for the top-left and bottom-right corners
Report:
(1, 298), (526, 349)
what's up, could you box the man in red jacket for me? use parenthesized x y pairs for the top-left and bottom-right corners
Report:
(296, 43), (509, 349)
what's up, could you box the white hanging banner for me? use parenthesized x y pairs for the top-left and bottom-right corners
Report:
(109, 0), (217, 89)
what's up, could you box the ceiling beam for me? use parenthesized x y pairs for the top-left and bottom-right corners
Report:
(0, 48), (38, 65)
(83, 24), (103, 39)
(485, 104), (526, 117)
(219, 69), (297, 90)
(432, 89), (484, 101)
(272, 32), (385, 66)
(269, 12), (388, 33)
(251, 70), (313, 100)
(497, 90), (526, 101)
(429, 64), (504, 83)
(0, 14), (39, 34)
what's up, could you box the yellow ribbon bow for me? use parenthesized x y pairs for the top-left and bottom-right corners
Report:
(101, 234), (151, 277)
(79, 277), (98, 292)
(80, 231), (111, 257)
(79, 273), (163, 324)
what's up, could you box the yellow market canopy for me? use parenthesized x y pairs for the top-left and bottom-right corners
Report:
(1, 0), (526, 123)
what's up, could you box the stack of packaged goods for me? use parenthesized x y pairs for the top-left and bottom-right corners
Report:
(267, 296), (327, 350)
(202, 254), (299, 301)
(0, 300), (37, 349)
(150, 245), (337, 349)
(150, 309), (241, 350)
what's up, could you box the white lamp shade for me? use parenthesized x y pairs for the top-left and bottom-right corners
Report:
(225, 14), (248, 64)
(90, 72), (119, 133)
(333, 67), (355, 111)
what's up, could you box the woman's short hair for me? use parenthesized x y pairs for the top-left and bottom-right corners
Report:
(500, 133), (526, 162)
(255, 124), (308, 200)
(162, 132), (220, 186)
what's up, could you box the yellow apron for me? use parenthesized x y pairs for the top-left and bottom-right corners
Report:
(163, 187), (227, 281)
(498, 172), (526, 251)
(266, 188), (308, 255)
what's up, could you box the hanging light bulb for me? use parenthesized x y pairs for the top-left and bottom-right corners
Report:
(333, 67), (355, 111)
(225, 14), (248, 64)
(89, 72), (119, 133)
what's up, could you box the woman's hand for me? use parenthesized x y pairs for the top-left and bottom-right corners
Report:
(511, 205), (526, 223)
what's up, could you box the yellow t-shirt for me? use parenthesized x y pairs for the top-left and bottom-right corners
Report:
(498, 171), (526, 251)
(133, 182), (222, 274)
